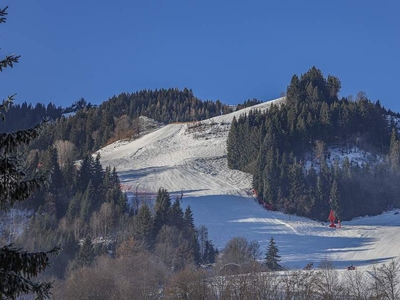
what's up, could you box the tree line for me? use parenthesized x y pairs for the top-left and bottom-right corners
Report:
(228, 67), (400, 220)
(0, 88), (235, 158)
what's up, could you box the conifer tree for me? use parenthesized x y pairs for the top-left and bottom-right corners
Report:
(183, 205), (201, 264)
(76, 155), (94, 192)
(80, 181), (94, 222)
(169, 197), (184, 230)
(264, 237), (282, 271)
(330, 179), (342, 220)
(227, 116), (240, 169)
(184, 205), (195, 229)
(0, 6), (60, 298)
(133, 203), (154, 249)
(153, 188), (172, 234)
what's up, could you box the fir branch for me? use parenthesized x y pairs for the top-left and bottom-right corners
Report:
(0, 172), (49, 208)
(0, 244), (62, 299)
(0, 55), (20, 72)
(0, 95), (15, 121)
(0, 6), (8, 23)
(0, 120), (48, 154)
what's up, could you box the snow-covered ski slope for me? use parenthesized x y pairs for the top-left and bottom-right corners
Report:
(99, 97), (400, 269)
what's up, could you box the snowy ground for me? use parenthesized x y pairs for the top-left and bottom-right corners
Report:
(99, 97), (400, 269)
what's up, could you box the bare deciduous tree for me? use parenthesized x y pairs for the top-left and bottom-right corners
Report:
(98, 202), (114, 237)
(316, 259), (343, 299)
(165, 265), (210, 300)
(54, 140), (75, 168)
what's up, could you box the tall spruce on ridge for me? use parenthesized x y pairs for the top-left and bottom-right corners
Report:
(0, 6), (61, 299)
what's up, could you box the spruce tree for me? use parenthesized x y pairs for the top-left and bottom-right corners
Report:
(153, 188), (172, 234)
(264, 237), (282, 271)
(169, 197), (184, 230)
(0, 6), (60, 298)
(133, 203), (154, 249)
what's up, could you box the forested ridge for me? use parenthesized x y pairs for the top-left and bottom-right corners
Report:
(0, 88), (221, 292)
(227, 67), (400, 221)
(0, 88), (234, 157)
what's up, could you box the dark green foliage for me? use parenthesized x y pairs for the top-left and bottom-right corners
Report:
(153, 188), (172, 235)
(0, 121), (50, 209)
(236, 98), (263, 111)
(0, 244), (61, 299)
(184, 205), (195, 229)
(264, 237), (282, 271)
(227, 67), (398, 220)
(133, 203), (154, 249)
(0, 7), (62, 298)
(22, 88), (234, 158)
(135, 189), (203, 268)
(197, 225), (217, 264)
(0, 102), (62, 133)
(77, 155), (94, 193)
(79, 181), (94, 222)
(169, 198), (185, 230)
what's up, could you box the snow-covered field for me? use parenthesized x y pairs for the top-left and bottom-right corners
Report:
(99, 97), (400, 269)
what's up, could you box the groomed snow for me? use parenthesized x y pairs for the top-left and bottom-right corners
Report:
(99, 97), (400, 269)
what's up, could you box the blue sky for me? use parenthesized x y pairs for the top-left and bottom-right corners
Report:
(2, 0), (400, 111)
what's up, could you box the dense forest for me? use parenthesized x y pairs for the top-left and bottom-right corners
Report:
(13, 149), (218, 278)
(227, 67), (400, 221)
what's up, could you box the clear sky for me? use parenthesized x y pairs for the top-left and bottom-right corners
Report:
(2, 0), (400, 111)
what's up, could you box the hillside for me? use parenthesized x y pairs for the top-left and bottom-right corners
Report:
(99, 97), (400, 269)
(228, 67), (399, 221)
(99, 97), (284, 197)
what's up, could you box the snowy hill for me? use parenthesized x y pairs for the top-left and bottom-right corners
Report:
(98, 97), (400, 269)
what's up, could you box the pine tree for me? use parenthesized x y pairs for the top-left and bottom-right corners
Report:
(264, 237), (282, 271)
(0, 6), (61, 298)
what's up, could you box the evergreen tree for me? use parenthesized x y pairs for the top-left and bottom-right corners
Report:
(182, 205), (201, 264)
(76, 155), (94, 192)
(184, 205), (195, 229)
(330, 179), (342, 220)
(133, 203), (154, 249)
(0, 7), (60, 298)
(227, 116), (240, 169)
(153, 188), (172, 234)
(264, 237), (282, 271)
(80, 181), (94, 222)
(169, 198), (184, 230)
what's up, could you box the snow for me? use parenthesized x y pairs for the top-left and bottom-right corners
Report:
(304, 146), (384, 171)
(98, 97), (400, 270)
